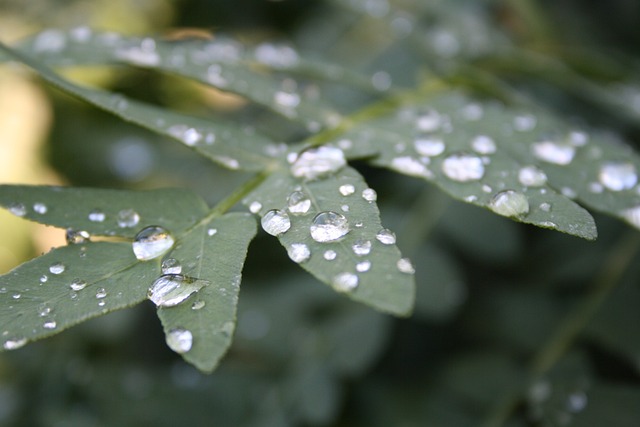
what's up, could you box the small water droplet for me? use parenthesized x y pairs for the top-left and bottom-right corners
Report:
(3, 337), (27, 350)
(148, 274), (209, 307)
(88, 209), (106, 222)
(471, 135), (496, 154)
(43, 320), (57, 329)
(518, 166), (548, 187)
(460, 103), (483, 121)
(70, 279), (87, 291)
(390, 156), (429, 177)
(132, 226), (175, 261)
(414, 137), (445, 156)
(117, 209), (140, 228)
(287, 243), (311, 263)
(261, 209), (291, 236)
(352, 240), (372, 256)
(356, 261), (371, 272)
(287, 191), (311, 215)
(561, 187), (577, 198)
(249, 201), (262, 214)
(513, 114), (537, 132)
(339, 184), (355, 196)
(567, 391), (588, 413)
(49, 262), (65, 275)
(310, 211), (350, 242)
(333, 272), (359, 292)
(95, 288), (107, 299)
(66, 229), (91, 244)
(323, 250), (337, 260)
(161, 258), (182, 274)
(341, 204), (350, 212)
(12, 293), (21, 300)
(166, 328), (193, 354)
(415, 110), (442, 132)
(39, 274), (48, 283)
(274, 90), (301, 109)
(489, 190), (530, 217)
(598, 162), (637, 191)
(8, 203), (26, 217)
(207, 228), (217, 236)
(442, 153), (485, 182)
(362, 188), (377, 202)
(397, 258), (415, 274)
(532, 141), (575, 165)
(191, 300), (206, 310)
(38, 303), (52, 317)
(376, 229), (396, 245)
(539, 202), (552, 212)
(290, 146), (346, 180)
(33, 203), (48, 214)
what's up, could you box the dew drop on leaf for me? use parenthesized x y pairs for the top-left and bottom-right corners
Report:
(356, 260), (371, 272)
(207, 228), (217, 236)
(471, 135), (496, 154)
(598, 162), (637, 191)
(37, 303), (52, 317)
(362, 188), (377, 202)
(441, 153), (485, 182)
(290, 146), (346, 180)
(3, 337), (27, 350)
(539, 202), (552, 212)
(261, 209), (291, 236)
(8, 203), (26, 217)
(148, 274), (209, 307)
(310, 211), (350, 242)
(414, 137), (445, 157)
(532, 141), (575, 165)
(249, 201), (262, 214)
(323, 250), (337, 260)
(333, 272), (359, 293)
(287, 191), (311, 215)
(161, 258), (182, 274)
(415, 110), (442, 132)
(117, 209), (140, 228)
(376, 229), (396, 245)
(166, 328), (193, 354)
(70, 279), (87, 291)
(390, 156), (429, 177)
(513, 114), (537, 132)
(43, 320), (57, 330)
(132, 226), (175, 261)
(191, 300), (205, 310)
(352, 239), (372, 256)
(95, 288), (107, 299)
(49, 262), (66, 275)
(287, 243), (311, 263)
(66, 229), (91, 245)
(88, 209), (106, 222)
(33, 203), (48, 214)
(397, 258), (415, 274)
(518, 166), (548, 187)
(489, 190), (530, 217)
(339, 184), (356, 196)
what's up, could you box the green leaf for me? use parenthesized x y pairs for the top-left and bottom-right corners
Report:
(156, 213), (257, 372)
(333, 91), (601, 239)
(0, 185), (208, 238)
(0, 242), (156, 351)
(0, 43), (275, 171)
(244, 166), (415, 316)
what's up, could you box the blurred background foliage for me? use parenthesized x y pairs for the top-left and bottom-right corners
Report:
(1, 0), (640, 426)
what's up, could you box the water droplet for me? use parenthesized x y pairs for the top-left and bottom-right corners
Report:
(376, 229), (396, 245)
(513, 114), (537, 132)
(166, 328), (193, 354)
(287, 243), (311, 263)
(532, 141), (575, 165)
(356, 261), (371, 272)
(161, 258), (182, 274)
(95, 288), (107, 299)
(415, 110), (441, 132)
(148, 274), (210, 307)
(598, 162), (637, 191)
(38, 303), (52, 317)
(310, 211), (350, 242)
(39, 275), (48, 283)
(66, 229), (91, 244)
(414, 137), (445, 157)
(471, 135), (496, 154)
(12, 293), (20, 300)
(43, 320), (57, 329)
(323, 250), (337, 260)
(191, 300), (206, 310)
(339, 184), (355, 196)
(132, 226), (175, 261)
(397, 258), (415, 274)
(287, 191), (311, 215)
(88, 209), (106, 222)
(49, 263), (65, 275)
(70, 279), (87, 291)
(442, 153), (485, 182)
(33, 203), (48, 214)
(249, 201), (262, 214)
(341, 204), (350, 212)
(9, 203), (26, 217)
(489, 190), (530, 217)
(207, 228), (217, 236)
(518, 166), (548, 187)
(274, 90), (300, 109)
(460, 103), (483, 121)
(362, 188), (377, 202)
(290, 146), (346, 181)
(567, 391), (588, 413)
(561, 187), (577, 198)
(352, 240), (372, 256)
(390, 156), (429, 177)
(3, 337), (27, 350)
(539, 202), (552, 212)
(117, 209), (140, 228)
(261, 209), (291, 236)
(333, 272), (359, 292)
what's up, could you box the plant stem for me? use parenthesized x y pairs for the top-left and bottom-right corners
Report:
(483, 231), (640, 427)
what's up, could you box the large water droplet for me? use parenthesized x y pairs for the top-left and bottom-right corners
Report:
(166, 328), (193, 354)
(66, 229), (90, 244)
(532, 141), (575, 165)
(49, 263), (66, 275)
(161, 258), (182, 274)
(310, 211), (350, 242)
(352, 239), (372, 256)
(290, 146), (346, 180)
(598, 162), (637, 191)
(333, 272), (359, 292)
(414, 137), (445, 157)
(287, 243), (311, 263)
(442, 153), (485, 182)
(287, 191), (311, 215)
(261, 209), (291, 236)
(376, 229), (396, 245)
(489, 190), (530, 217)
(117, 209), (140, 228)
(3, 337), (27, 350)
(133, 226), (175, 261)
(88, 209), (106, 222)
(518, 166), (548, 187)
(148, 274), (209, 307)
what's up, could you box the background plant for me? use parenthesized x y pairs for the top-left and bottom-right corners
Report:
(0, 0), (639, 426)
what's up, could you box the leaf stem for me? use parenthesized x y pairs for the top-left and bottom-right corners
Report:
(482, 231), (640, 427)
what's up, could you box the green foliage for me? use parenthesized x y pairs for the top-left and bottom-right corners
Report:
(1, 0), (640, 425)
